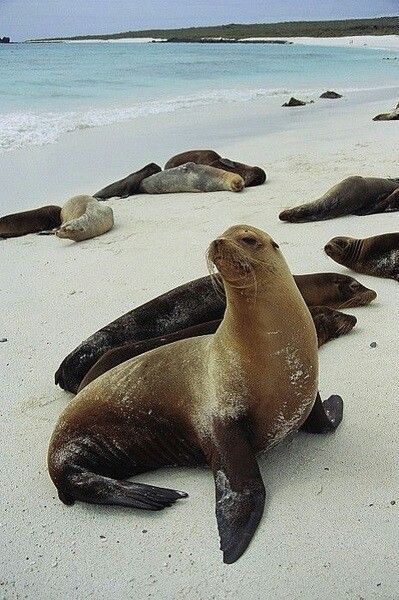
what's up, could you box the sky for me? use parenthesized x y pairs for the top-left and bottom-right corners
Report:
(1, 0), (398, 41)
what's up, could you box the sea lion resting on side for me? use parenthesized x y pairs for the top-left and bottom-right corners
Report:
(140, 162), (245, 194)
(93, 163), (162, 200)
(0, 206), (61, 239)
(325, 233), (399, 281)
(373, 101), (399, 121)
(55, 272), (375, 394)
(164, 150), (266, 187)
(48, 224), (343, 564)
(56, 195), (114, 242)
(78, 306), (357, 391)
(279, 176), (399, 223)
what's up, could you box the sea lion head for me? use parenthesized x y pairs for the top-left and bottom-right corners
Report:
(311, 306), (357, 346)
(207, 224), (281, 289)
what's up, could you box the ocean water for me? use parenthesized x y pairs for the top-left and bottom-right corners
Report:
(0, 41), (398, 152)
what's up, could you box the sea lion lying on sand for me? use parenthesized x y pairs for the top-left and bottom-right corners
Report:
(55, 272), (375, 394)
(56, 195), (114, 242)
(78, 306), (357, 391)
(325, 233), (399, 281)
(140, 162), (244, 194)
(373, 101), (399, 121)
(279, 176), (399, 223)
(48, 224), (343, 564)
(94, 163), (162, 199)
(164, 150), (266, 187)
(0, 206), (61, 239)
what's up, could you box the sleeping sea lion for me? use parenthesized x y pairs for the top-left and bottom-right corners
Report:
(48, 224), (343, 564)
(325, 233), (399, 281)
(56, 195), (114, 242)
(0, 206), (61, 239)
(77, 306), (357, 391)
(164, 150), (266, 187)
(140, 162), (244, 194)
(93, 163), (162, 199)
(55, 272), (376, 394)
(279, 176), (399, 222)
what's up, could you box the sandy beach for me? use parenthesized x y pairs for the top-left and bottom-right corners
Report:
(1, 87), (398, 599)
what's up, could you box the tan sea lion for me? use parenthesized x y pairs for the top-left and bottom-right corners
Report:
(77, 306), (357, 392)
(140, 162), (244, 194)
(48, 224), (343, 564)
(55, 272), (376, 394)
(325, 233), (399, 281)
(93, 163), (162, 199)
(0, 206), (61, 239)
(56, 195), (114, 242)
(279, 176), (399, 222)
(164, 150), (266, 187)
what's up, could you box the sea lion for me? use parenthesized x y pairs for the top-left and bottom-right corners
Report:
(55, 272), (374, 394)
(93, 163), (162, 199)
(140, 162), (245, 194)
(373, 101), (399, 121)
(77, 306), (357, 392)
(0, 205), (61, 239)
(164, 150), (266, 187)
(279, 176), (399, 223)
(325, 233), (399, 281)
(48, 224), (343, 564)
(56, 195), (114, 242)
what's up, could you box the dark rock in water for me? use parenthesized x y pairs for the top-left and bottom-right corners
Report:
(282, 97), (307, 107)
(0, 37), (11, 43)
(369, 341), (377, 348)
(320, 91), (343, 99)
(0, 338), (8, 342)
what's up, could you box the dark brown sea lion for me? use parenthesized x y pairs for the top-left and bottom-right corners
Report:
(373, 101), (399, 121)
(279, 176), (399, 223)
(164, 150), (266, 187)
(325, 233), (399, 281)
(93, 163), (162, 199)
(77, 306), (357, 391)
(140, 162), (244, 193)
(55, 272), (375, 394)
(0, 205), (61, 239)
(48, 224), (343, 564)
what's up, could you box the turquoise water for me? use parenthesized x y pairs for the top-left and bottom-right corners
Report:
(0, 41), (398, 151)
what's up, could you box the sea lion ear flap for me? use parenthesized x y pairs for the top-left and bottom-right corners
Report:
(206, 417), (266, 564)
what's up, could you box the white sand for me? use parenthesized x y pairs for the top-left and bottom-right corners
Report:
(1, 89), (398, 599)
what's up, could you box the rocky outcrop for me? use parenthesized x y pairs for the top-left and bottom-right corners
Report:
(320, 90), (342, 99)
(282, 97), (307, 107)
(0, 37), (11, 43)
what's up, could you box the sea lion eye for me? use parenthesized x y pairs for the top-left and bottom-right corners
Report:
(271, 241), (279, 249)
(241, 235), (259, 247)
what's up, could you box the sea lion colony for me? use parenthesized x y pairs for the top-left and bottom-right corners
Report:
(1, 143), (397, 563)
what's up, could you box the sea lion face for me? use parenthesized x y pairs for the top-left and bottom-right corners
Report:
(322, 271), (377, 308)
(311, 306), (357, 346)
(324, 236), (354, 263)
(208, 224), (280, 285)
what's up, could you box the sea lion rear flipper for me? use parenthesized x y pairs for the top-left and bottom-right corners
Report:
(301, 393), (343, 434)
(206, 417), (266, 564)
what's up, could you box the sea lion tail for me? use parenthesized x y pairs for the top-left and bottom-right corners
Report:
(55, 470), (188, 511)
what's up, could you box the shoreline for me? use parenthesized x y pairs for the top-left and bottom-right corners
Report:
(26, 34), (399, 51)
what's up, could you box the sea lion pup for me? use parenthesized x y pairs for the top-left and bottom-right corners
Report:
(279, 176), (399, 223)
(93, 163), (162, 199)
(56, 195), (114, 243)
(48, 225), (343, 564)
(140, 162), (245, 194)
(325, 233), (399, 281)
(55, 272), (376, 394)
(164, 150), (266, 187)
(78, 306), (357, 391)
(0, 206), (61, 239)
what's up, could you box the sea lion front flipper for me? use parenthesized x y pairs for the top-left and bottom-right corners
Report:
(206, 417), (266, 564)
(301, 393), (343, 433)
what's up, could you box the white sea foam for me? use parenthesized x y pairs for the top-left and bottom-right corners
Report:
(1, 83), (398, 153)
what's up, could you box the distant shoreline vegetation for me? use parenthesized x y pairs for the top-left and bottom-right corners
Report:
(30, 16), (399, 43)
